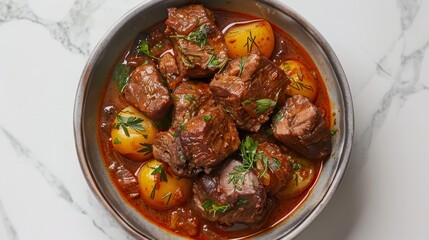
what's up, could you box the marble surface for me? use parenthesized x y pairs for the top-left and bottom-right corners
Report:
(0, 0), (428, 239)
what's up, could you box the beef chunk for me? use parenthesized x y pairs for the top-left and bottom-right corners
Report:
(272, 95), (331, 159)
(193, 159), (267, 225)
(254, 142), (293, 194)
(108, 161), (140, 199)
(170, 208), (200, 237)
(123, 64), (172, 120)
(179, 107), (240, 174)
(159, 52), (184, 90)
(152, 131), (201, 178)
(165, 5), (228, 78)
(210, 51), (290, 132)
(171, 81), (216, 127)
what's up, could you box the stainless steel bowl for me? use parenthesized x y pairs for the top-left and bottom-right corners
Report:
(74, 0), (354, 239)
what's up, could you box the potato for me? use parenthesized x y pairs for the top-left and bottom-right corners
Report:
(276, 157), (317, 199)
(224, 20), (274, 58)
(279, 60), (319, 102)
(138, 159), (193, 210)
(111, 106), (158, 161)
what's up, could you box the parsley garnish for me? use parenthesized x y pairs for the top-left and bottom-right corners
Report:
(242, 99), (252, 105)
(181, 56), (195, 68)
(179, 155), (187, 162)
(171, 24), (209, 49)
(238, 56), (247, 77)
(161, 192), (172, 207)
(255, 99), (276, 114)
(114, 115), (145, 137)
(331, 128), (338, 136)
(179, 122), (186, 131)
(203, 115), (212, 122)
(202, 199), (229, 216)
(112, 63), (130, 92)
(184, 94), (196, 102)
(243, 31), (258, 53)
(273, 111), (283, 123)
(138, 39), (159, 60)
(237, 199), (248, 207)
(137, 143), (152, 155)
(113, 137), (121, 144)
(150, 164), (168, 183)
(228, 137), (260, 189)
(206, 54), (224, 68)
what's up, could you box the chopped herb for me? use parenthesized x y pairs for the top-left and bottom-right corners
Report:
(181, 56), (195, 68)
(282, 64), (292, 72)
(265, 128), (273, 136)
(273, 111), (283, 123)
(187, 53), (202, 58)
(179, 122), (186, 131)
(237, 199), (248, 207)
(225, 108), (233, 114)
(290, 159), (302, 172)
(228, 137), (261, 189)
(137, 143), (152, 155)
(161, 192), (172, 207)
(184, 94), (196, 102)
(179, 155), (187, 162)
(255, 99), (276, 114)
(258, 153), (269, 179)
(289, 79), (313, 92)
(172, 131), (178, 138)
(297, 67), (304, 80)
(113, 137), (121, 144)
(150, 185), (156, 199)
(206, 54), (227, 69)
(138, 39), (159, 60)
(242, 99), (252, 105)
(113, 63), (130, 92)
(238, 56), (247, 77)
(202, 199), (229, 216)
(331, 128), (338, 136)
(150, 165), (168, 183)
(203, 115), (212, 122)
(114, 115), (145, 137)
(170, 24), (209, 49)
(243, 31), (258, 53)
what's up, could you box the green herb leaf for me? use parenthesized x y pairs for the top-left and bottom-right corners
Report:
(243, 31), (258, 53)
(273, 111), (283, 123)
(184, 94), (196, 102)
(138, 39), (159, 60)
(114, 115), (145, 137)
(206, 54), (224, 68)
(137, 143), (152, 155)
(238, 56), (247, 77)
(179, 122), (186, 131)
(179, 155), (187, 162)
(150, 185), (156, 199)
(181, 56), (195, 68)
(113, 63), (130, 92)
(203, 115), (212, 122)
(242, 99), (252, 105)
(331, 128), (338, 136)
(228, 137), (259, 189)
(171, 24), (209, 49)
(237, 199), (248, 207)
(255, 99), (276, 114)
(202, 199), (229, 216)
(113, 137), (121, 144)
(161, 192), (172, 207)
(150, 165), (168, 183)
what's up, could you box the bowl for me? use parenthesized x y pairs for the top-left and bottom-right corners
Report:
(73, 0), (354, 239)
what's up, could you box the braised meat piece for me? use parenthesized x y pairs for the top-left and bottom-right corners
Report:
(179, 107), (240, 174)
(193, 159), (267, 225)
(272, 95), (331, 159)
(123, 64), (172, 120)
(210, 51), (290, 132)
(254, 142), (293, 194)
(152, 131), (201, 178)
(108, 161), (140, 199)
(165, 5), (229, 78)
(159, 52), (185, 90)
(170, 208), (200, 237)
(171, 81), (216, 127)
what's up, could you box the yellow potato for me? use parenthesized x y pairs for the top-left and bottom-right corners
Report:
(276, 157), (317, 199)
(111, 106), (158, 161)
(138, 159), (193, 210)
(279, 60), (319, 102)
(224, 20), (274, 58)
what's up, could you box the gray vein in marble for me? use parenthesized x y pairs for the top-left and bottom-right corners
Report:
(0, 127), (123, 239)
(397, 0), (422, 31)
(0, 0), (105, 55)
(354, 0), (428, 170)
(0, 198), (19, 240)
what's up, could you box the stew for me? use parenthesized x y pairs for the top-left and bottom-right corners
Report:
(98, 4), (334, 239)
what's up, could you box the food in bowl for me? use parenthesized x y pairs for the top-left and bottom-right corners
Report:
(98, 4), (335, 239)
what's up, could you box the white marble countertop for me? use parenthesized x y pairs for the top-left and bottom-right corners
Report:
(1, 0), (428, 239)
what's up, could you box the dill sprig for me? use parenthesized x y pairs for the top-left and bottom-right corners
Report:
(138, 39), (159, 60)
(238, 56), (247, 77)
(170, 24), (209, 49)
(202, 199), (229, 216)
(137, 143), (152, 155)
(228, 137), (260, 189)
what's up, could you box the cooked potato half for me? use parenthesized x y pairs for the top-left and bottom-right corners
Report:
(111, 106), (158, 161)
(138, 159), (193, 210)
(224, 20), (274, 58)
(276, 157), (317, 199)
(279, 60), (319, 102)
